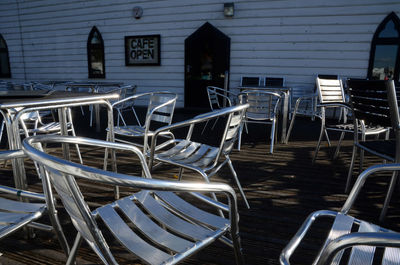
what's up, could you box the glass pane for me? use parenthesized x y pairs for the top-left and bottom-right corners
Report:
(378, 20), (399, 38)
(371, 45), (398, 80)
(0, 52), (10, 75)
(90, 48), (104, 75)
(90, 32), (101, 44)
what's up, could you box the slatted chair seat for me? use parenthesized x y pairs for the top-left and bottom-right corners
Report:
(23, 135), (244, 265)
(95, 190), (230, 265)
(280, 163), (400, 265)
(0, 196), (46, 237)
(149, 104), (250, 209)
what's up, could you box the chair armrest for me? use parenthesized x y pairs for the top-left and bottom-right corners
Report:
(149, 104), (249, 160)
(0, 184), (46, 201)
(0, 149), (26, 160)
(317, 232), (400, 265)
(279, 210), (338, 265)
(316, 102), (352, 110)
(341, 163), (400, 214)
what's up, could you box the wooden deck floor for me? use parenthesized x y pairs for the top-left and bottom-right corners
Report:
(0, 114), (399, 265)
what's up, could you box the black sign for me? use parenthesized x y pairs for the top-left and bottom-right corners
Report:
(125, 34), (160, 66)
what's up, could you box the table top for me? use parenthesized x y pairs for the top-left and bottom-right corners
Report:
(0, 90), (119, 109)
(238, 85), (290, 91)
(65, 81), (123, 87)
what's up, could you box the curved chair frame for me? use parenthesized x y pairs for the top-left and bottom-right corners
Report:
(280, 163), (400, 265)
(23, 135), (244, 265)
(148, 104), (250, 209)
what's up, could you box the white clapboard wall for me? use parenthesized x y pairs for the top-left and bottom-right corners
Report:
(0, 0), (399, 107)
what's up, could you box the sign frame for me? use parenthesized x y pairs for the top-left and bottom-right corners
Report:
(124, 34), (161, 66)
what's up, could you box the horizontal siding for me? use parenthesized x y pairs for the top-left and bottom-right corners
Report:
(0, 0), (400, 107)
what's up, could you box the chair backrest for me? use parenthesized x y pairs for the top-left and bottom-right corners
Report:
(146, 91), (177, 126)
(240, 76), (263, 87)
(347, 79), (394, 128)
(218, 104), (248, 155)
(265, 77), (285, 87)
(239, 90), (281, 121)
(23, 136), (149, 264)
(316, 77), (345, 104)
(207, 86), (232, 111)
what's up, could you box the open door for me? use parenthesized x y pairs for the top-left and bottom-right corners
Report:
(184, 22), (230, 109)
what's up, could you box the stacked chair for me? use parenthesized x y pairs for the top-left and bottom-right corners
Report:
(346, 79), (399, 221)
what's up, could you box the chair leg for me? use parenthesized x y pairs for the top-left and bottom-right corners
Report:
(226, 157), (250, 209)
(66, 233), (83, 265)
(237, 122), (244, 151)
(312, 125), (325, 164)
(333, 131), (345, 159)
(68, 110), (83, 164)
(379, 171), (398, 222)
(345, 145), (358, 193)
(270, 119), (276, 154)
(201, 120), (210, 135)
(285, 110), (297, 144)
(231, 230), (245, 265)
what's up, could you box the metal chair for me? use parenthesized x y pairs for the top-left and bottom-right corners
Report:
(202, 86), (233, 134)
(280, 163), (400, 265)
(284, 85), (317, 143)
(0, 149), (70, 256)
(346, 79), (398, 221)
(107, 91), (177, 154)
(237, 90), (282, 153)
(285, 75), (339, 144)
(109, 84), (138, 127)
(23, 134), (244, 265)
(312, 77), (389, 163)
(148, 104), (250, 209)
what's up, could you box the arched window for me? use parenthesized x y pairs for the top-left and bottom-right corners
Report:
(0, 34), (11, 78)
(87, 26), (105, 78)
(368, 12), (400, 81)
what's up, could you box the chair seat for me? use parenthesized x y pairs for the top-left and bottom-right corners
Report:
(325, 123), (388, 135)
(0, 197), (46, 238)
(96, 190), (229, 265)
(356, 139), (396, 161)
(154, 139), (219, 170)
(113, 125), (172, 138)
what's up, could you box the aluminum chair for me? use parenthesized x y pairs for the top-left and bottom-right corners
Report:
(237, 90), (282, 154)
(312, 77), (389, 163)
(346, 79), (398, 221)
(148, 104), (250, 209)
(284, 85), (317, 143)
(23, 135), (244, 265)
(285, 75), (339, 144)
(0, 149), (70, 256)
(280, 163), (400, 265)
(202, 86), (233, 134)
(109, 84), (138, 126)
(108, 91), (177, 154)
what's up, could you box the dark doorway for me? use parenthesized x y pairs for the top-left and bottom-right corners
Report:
(184, 22), (230, 109)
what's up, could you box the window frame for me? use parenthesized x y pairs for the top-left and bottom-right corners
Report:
(367, 12), (400, 81)
(0, 34), (11, 78)
(87, 26), (105, 79)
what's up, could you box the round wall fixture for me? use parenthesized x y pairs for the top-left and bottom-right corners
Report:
(133, 6), (143, 19)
